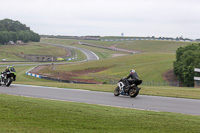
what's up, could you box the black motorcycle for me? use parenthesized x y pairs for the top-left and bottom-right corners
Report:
(0, 72), (13, 87)
(114, 78), (142, 98)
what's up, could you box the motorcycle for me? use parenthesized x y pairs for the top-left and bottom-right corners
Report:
(114, 78), (142, 98)
(0, 72), (13, 87)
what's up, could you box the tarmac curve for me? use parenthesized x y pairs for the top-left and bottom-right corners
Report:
(0, 84), (200, 116)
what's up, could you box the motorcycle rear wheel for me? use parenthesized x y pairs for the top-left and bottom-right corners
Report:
(114, 86), (120, 96)
(129, 87), (139, 98)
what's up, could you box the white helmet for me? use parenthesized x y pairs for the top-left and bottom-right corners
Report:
(130, 69), (135, 73)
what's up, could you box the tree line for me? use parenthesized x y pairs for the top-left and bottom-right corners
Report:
(0, 18), (40, 44)
(174, 43), (200, 87)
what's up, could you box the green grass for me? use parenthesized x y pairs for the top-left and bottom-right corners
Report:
(1, 93), (200, 133)
(41, 38), (126, 59)
(81, 40), (193, 52)
(0, 51), (28, 61)
(116, 40), (193, 52)
(38, 52), (175, 83)
(41, 38), (77, 45)
(0, 42), (69, 61)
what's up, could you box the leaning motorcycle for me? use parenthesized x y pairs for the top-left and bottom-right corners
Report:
(0, 72), (13, 87)
(114, 78), (142, 98)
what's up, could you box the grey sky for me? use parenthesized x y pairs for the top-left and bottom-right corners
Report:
(0, 0), (200, 39)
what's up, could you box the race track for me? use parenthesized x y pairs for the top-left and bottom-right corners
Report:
(0, 42), (99, 68)
(0, 84), (200, 116)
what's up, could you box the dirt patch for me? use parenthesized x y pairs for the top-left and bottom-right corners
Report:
(109, 44), (120, 49)
(109, 43), (141, 54)
(30, 65), (108, 84)
(61, 49), (72, 57)
(30, 65), (48, 74)
(163, 69), (184, 87)
(112, 54), (128, 57)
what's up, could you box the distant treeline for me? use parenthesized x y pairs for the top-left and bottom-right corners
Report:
(0, 19), (40, 44)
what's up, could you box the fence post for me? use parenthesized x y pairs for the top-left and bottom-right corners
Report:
(177, 80), (179, 87)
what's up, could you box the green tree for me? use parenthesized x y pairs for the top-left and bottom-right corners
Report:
(18, 31), (30, 43)
(0, 18), (40, 44)
(174, 44), (200, 87)
(0, 32), (7, 44)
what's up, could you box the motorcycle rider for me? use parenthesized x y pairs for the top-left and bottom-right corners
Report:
(1, 66), (16, 82)
(124, 69), (140, 91)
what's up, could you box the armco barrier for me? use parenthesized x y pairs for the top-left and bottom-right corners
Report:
(26, 66), (42, 78)
(26, 73), (42, 78)
(41, 76), (96, 84)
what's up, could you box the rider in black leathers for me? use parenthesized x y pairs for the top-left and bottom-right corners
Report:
(124, 69), (140, 91)
(0, 66), (16, 85)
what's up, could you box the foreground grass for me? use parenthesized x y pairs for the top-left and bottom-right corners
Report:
(0, 94), (200, 133)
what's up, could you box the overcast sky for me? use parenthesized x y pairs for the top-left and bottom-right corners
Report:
(0, 0), (200, 39)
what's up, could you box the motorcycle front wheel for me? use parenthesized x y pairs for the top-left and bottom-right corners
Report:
(5, 78), (12, 87)
(114, 86), (120, 96)
(129, 87), (140, 98)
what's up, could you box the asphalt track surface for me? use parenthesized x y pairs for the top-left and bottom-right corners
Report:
(41, 42), (99, 61)
(1, 84), (200, 116)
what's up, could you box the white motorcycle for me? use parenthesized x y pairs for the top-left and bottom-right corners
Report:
(114, 78), (142, 98)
